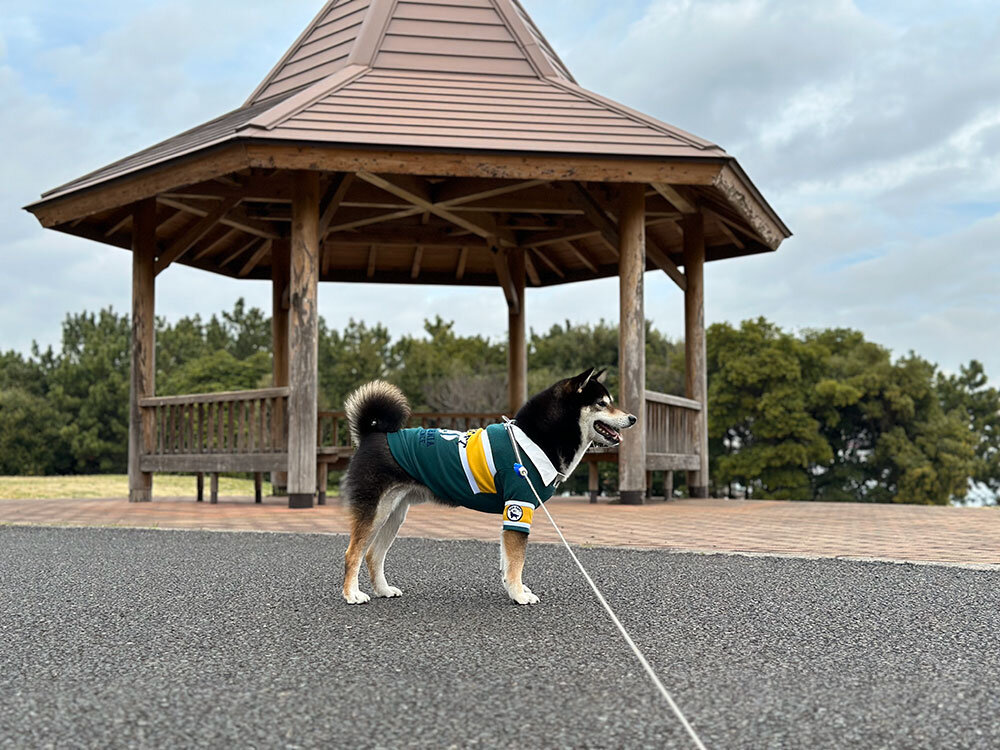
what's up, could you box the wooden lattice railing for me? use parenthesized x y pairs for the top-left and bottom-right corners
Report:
(138, 387), (289, 473)
(317, 411), (505, 449)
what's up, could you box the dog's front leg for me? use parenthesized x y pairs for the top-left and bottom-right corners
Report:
(501, 530), (539, 605)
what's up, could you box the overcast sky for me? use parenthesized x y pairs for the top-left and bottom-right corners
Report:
(2, 0), (999, 378)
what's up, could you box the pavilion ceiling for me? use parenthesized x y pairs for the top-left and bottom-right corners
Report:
(54, 166), (774, 288)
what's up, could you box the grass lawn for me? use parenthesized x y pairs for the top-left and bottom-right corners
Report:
(0, 475), (275, 500)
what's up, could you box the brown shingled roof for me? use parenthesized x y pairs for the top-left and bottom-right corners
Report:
(40, 0), (725, 202)
(28, 0), (790, 287)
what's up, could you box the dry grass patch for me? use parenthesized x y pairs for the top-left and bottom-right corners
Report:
(0, 475), (273, 500)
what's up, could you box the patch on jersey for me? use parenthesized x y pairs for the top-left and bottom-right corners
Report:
(503, 500), (534, 533)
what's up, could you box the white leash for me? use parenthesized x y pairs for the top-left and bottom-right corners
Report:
(504, 420), (708, 750)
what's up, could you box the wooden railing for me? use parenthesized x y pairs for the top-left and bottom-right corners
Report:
(641, 390), (702, 471)
(317, 411), (504, 450)
(138, 387), (289, 473)
(319, 394), (701, 471)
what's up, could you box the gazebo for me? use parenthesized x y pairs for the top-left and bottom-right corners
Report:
(25, 0), (790, 508)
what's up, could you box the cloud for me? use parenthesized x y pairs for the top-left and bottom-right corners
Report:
(4, 0), (1000, 386)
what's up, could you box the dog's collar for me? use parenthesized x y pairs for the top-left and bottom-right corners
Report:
(506, 422), (565, 487)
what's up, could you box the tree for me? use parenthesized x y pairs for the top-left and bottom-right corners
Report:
(936, 360), (1000, 500)
(707, 318), (832, 500)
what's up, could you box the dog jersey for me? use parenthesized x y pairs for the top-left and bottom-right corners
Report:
(386, 422), (559, 534)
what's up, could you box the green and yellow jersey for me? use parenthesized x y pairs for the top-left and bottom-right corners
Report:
(386, 422), (560, 534)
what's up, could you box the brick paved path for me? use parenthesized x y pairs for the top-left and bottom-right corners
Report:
(2, 495), (998, 568)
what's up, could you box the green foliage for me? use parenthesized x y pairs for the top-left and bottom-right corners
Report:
(0, 389), (65, 474)
(1, 299), (995, 506)
(708, 321), (981, 504)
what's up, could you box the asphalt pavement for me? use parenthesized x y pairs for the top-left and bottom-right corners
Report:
(1, 525), (998, 749)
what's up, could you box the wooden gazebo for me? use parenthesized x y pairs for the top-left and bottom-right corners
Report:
(25, 0), (790, 507)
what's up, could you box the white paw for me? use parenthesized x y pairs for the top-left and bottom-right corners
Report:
(344, 589), (371, 605)
(374, 585), (403, 598)
(508, 586), (540, 605)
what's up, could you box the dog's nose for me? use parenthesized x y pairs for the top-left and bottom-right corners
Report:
(627, 414), (637, 426)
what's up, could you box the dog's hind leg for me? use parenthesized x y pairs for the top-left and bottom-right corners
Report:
(343, 514), (377, 605)
(365, 496), (410, 598)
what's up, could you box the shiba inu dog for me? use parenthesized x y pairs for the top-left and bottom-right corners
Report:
(340, 368), (636, 605)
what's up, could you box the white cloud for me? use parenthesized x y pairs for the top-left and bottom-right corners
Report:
(3, 0), (1000, 385)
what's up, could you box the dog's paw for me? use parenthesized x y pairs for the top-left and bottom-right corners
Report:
(509, 587), (540, 605)
(343, 589), (371, 605)
(374, 585), (403, 598)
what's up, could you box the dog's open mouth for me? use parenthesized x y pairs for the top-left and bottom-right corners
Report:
(594, 421), (622, 444)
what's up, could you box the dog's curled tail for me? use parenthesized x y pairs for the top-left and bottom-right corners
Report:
(344, 380), (411, 445)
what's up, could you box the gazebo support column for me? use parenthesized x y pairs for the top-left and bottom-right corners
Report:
(683, 212), (710, 498)
(287, 172), (320, 509)
(271, 238), (290, 495)
(618, 184), (647, 505)
(128, 198), (156, 503)
(507, 247), (527, 413)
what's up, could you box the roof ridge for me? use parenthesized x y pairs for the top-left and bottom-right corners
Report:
(546, 77), (723, 152)
(244, 64), (371, 131)
(490, 0), (574, 82)
(244, 0), (340, 106)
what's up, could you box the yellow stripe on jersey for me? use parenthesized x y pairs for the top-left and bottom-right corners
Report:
(465, 429), (497, 494)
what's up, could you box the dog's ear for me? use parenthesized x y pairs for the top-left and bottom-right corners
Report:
(594, 368), (608, 384)
(569, 367), (595, 392)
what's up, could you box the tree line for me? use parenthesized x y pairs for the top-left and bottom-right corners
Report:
(0, 300), (996, 505)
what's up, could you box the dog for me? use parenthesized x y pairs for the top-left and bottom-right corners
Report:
(340, 367), (637, 605)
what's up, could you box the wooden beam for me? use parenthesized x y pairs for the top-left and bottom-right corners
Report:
(157, 196), (278, 240)
(238, 239), (273, 277)
(569, 183), (619, 252)
(271, 238), (290, 493)
(326, 207), (424, 233)
(618, 184), (647, 505)
(524, 252), (541, 286)
(129, 199), (156, 503)
(712, 165), (788, 249)
(529, 247), (565, 279)
(703, 207), (746, 249)
(367, 245), (378, 278)
(221, 237), (260, 267)
(434, 178), (548, 207)
(493, 248), (520, 315)
(645, 236), (686, 291)
(193, 227), (240, 261)
(683, 212), (709, 497)
(563, 241), (598, 274)
(652, 183), (697, 214)
(102, 206), (134, 237)
(288, 171), (320, 508)
(245, 144), (725, 187)
(318, 172), (355, 237)
(155, 197), (239, 275)
(410, 246), (423, 279)
(507, 247), (527, 412)
(455, 247), (468, 280)
(356, 171), (516, 247)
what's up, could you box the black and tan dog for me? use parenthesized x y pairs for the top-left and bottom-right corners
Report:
(340, 368), (636, 605)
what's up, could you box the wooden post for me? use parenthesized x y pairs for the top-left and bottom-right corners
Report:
(507, 247), (527, 414)
(271, 238), (290, 495)
(317, 462), (329, 506)
(254, 473), (263, 504)
(128, 199), (156, 503)
(665, 470), (674, 500)
(288, 171), (320, 509)
(683, 212), (709, 498)
(618, 183), (646, 505)
(196, 472), (204, 502)
(210, 473), (219, 504)
(589, 461), (600, 503)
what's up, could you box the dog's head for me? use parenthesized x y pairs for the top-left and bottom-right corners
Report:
(560, 367), (637, 448)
